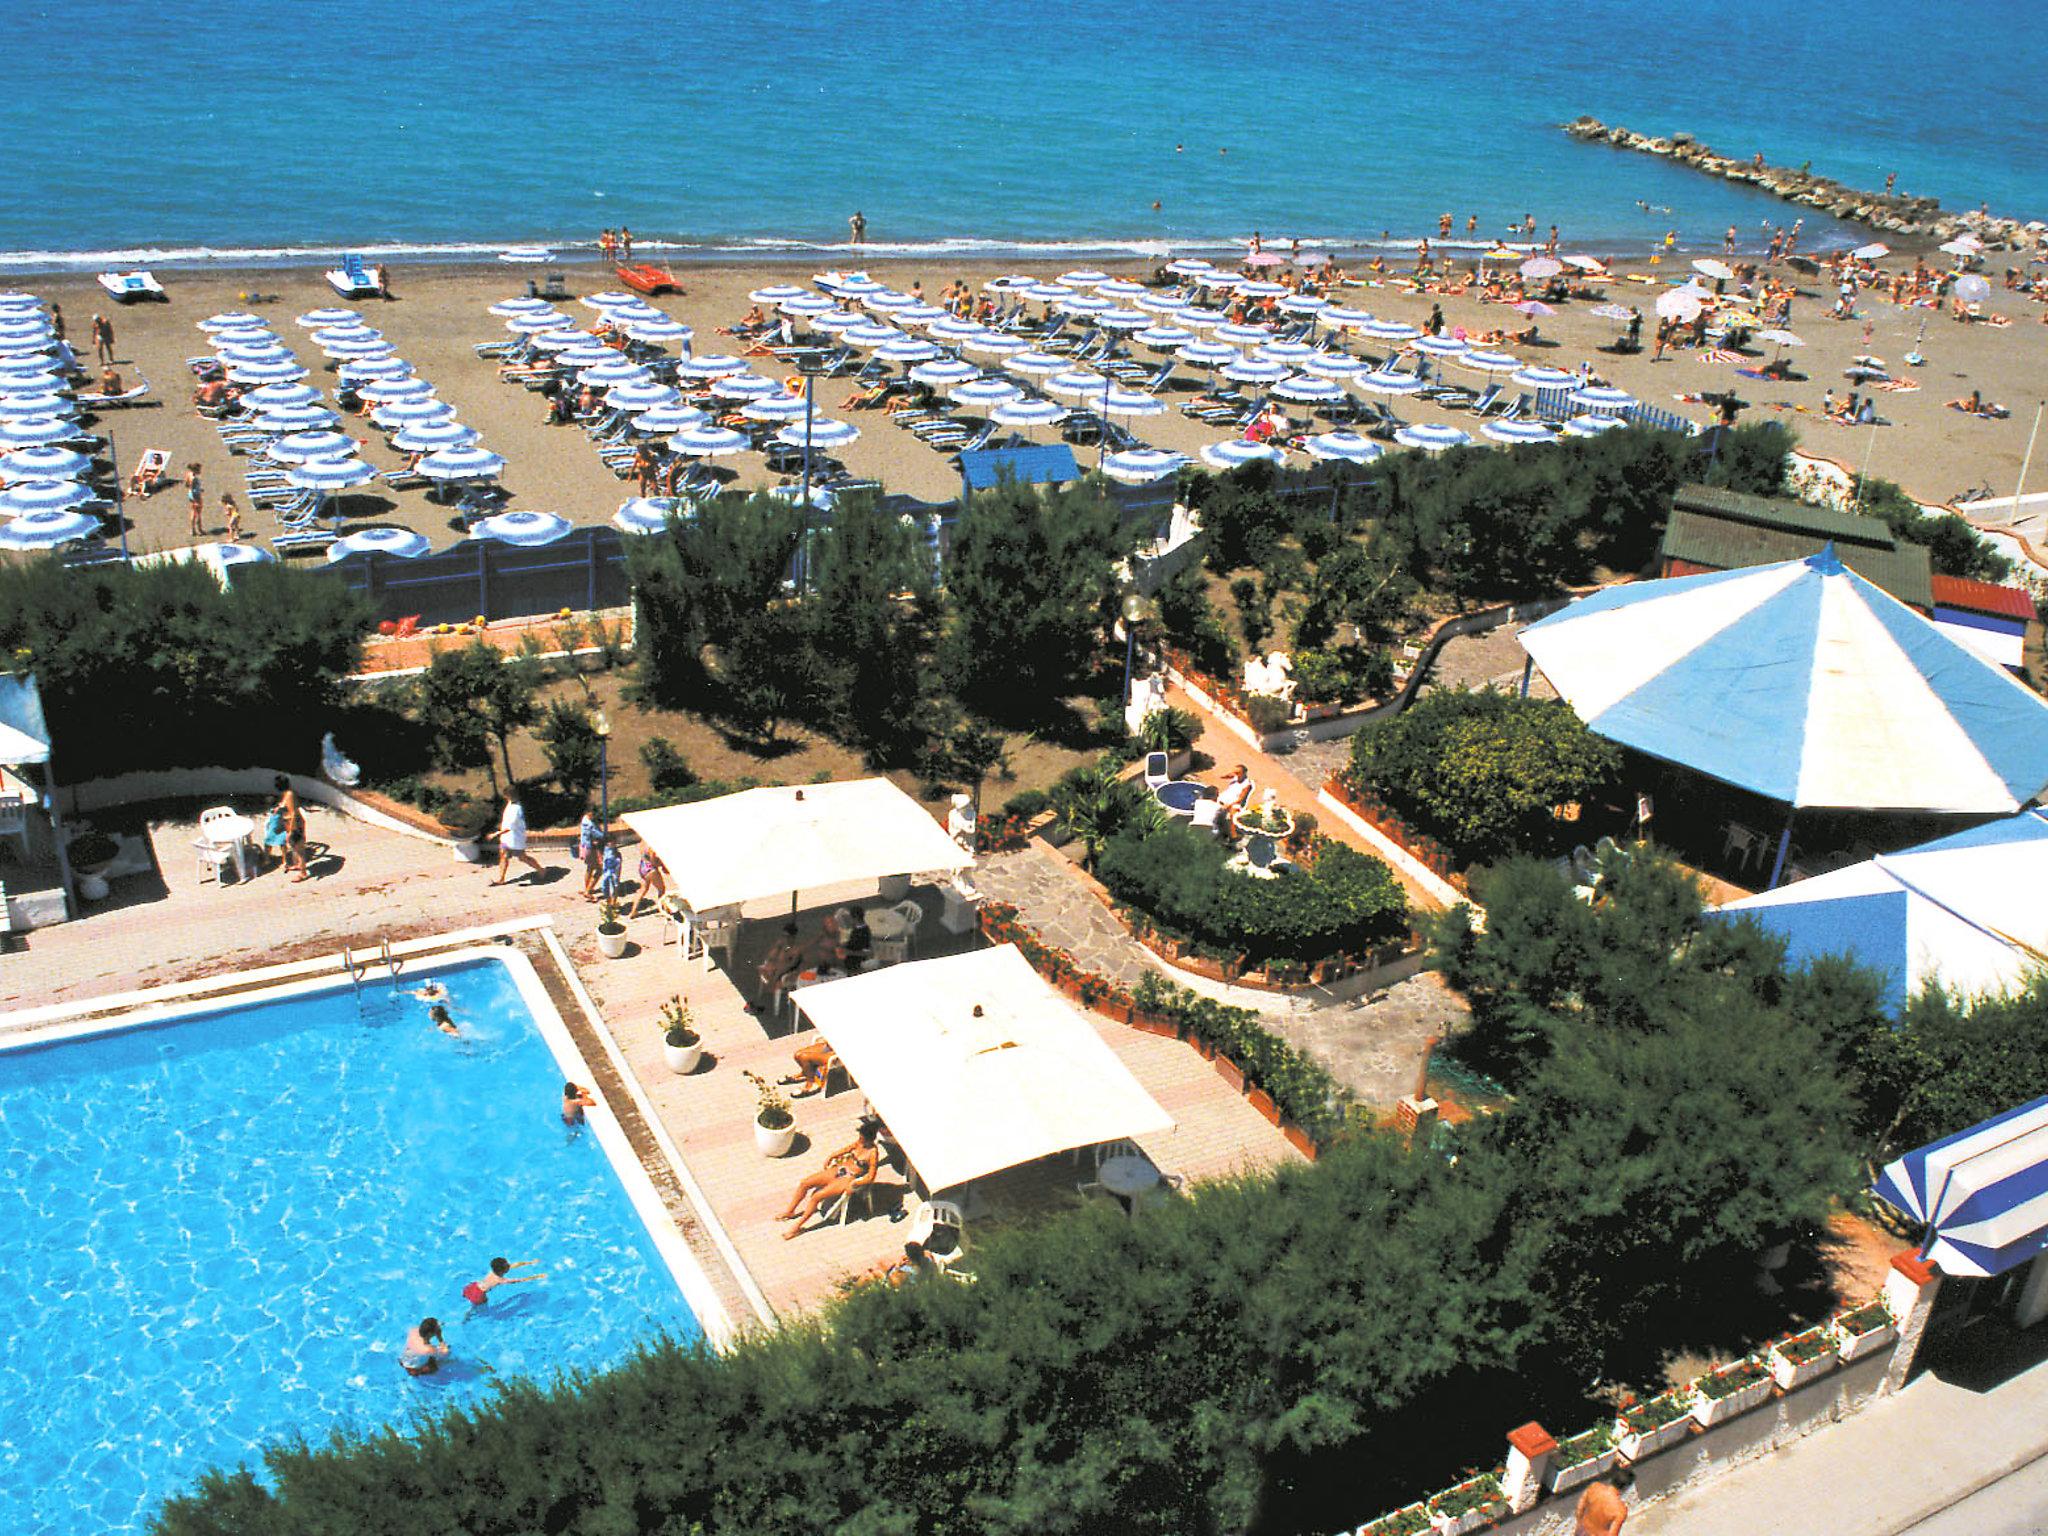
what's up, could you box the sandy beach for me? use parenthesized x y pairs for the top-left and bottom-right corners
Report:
(19, 247), (2045, 562)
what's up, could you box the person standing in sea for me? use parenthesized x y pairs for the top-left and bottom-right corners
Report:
(849, 210), (866, 246)
(620, 227), (634, 261)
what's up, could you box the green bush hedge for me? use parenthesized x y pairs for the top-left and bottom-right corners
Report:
(1130, 972), (1351, 1143)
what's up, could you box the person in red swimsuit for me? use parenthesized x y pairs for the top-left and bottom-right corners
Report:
(461, 1256), (546, 1307)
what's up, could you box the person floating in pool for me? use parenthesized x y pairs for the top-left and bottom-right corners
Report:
(463, 1256), (547, 1307)
(400, 1317), (449, 1376)
(562, 1081), (597, 1126)
(428, 1003), (460, 1038)
(407, 982), (448, 1004)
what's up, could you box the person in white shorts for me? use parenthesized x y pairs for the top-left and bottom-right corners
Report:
(493, 794), (544, 886)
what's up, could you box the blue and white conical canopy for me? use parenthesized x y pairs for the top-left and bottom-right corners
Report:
(1519, 547), (2048, 812)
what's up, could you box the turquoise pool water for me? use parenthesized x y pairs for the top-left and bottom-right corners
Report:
(0, 955), (700, 1533)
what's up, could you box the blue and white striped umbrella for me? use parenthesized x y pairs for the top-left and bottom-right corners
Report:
(487, 296), (554, 317)
(779, 293), (837, 315)
(602, 303), (666, 326)
(1358, 370), (1425, 396)
(1562, 413), (1626, 437)
(1201, 439), (1285, 470)
(749, 284), (809, 304)
(823, 272), (884, 294)
(1222, 357), (1289, 385)
(0, 507), (101, 547)
(556, 345), (619, 368)
(843, 323), (904, 348)
(1395, 423), (1473, 452)
(357, 376), (435, 402)
(1875, 1097), (2048, 1277)
(248, 404), (340, 433)
(373, 397), (456, 426)
(287, 456), (377, 490)
(578, 360), (652, 388)
(984, 274), (1039, 292)
(1165, 258), (1216, 276)
(768, 482), (836, 511)
(312, 325), (382, 347)
(1511, 365), (1580, 392)
(420, 446), (507, 481)
(614, 497), (684, 535)
(1521, 546), (2048, 812)
(507, 311), (573, 334)
(1255, 341), (1317, 366)
(711, 374), (778, 400)
(0, 365), (63, 390)
(229, 360), (309, 384)
(1303, 353), (1366, 380)
(268, 431), (359, 463)
(910, 359), (979, 387)
(878, 337), (939, 364)
(809, 310), (864, 333)
(1360, 318), (1422, 343)
(949, 378), (1023, 408)
(1101, 389), (1165, 417)
(1461, 349), (1522, 374)
(216, 344), (294, 368)
(1102, 448), (1190, 484)
(295, 306), (359, 326)
(1137, 291), (1191, 314)
(1193, 269), (1240, 289)
(1098, 309), (1152, 330)
(1001, 351), (1066, 376)
(581, 291), (640, 309)
(1178, 340), (1239, 368)
(1022, 283), (1074, 303)
(241, 382), (322, 409)
(0, 477), (95, 514)
(1046, 369), (1111, 398)
(339, 357), (414, 382)
(1175, 307), (1229, 329)
(210, 325), (279, 346)
(470, 510), (573, 545)
(676, 354), (749, 379)
(1483, 418), (1560, 444)
(393, 420), (480, 451)
(862, 291), (916, 311)
(927, 316), (983, 340)
(0, 341), (58, 362)
(1096, 279), (1148, 300)
(740, 396), (807, 422)
(0, 318), (53, 340)
(1058, 269), (1110, 287)
(1570, 384), (1635, 414)
(0, 445), (90, 478)
(992, 398), (1068, 429)
(1214, 323), (1274, 345)
(327, 526), (431, 561)
(895, 303), (950, 325)
(1135, 325), (1195, 349)
(1236, 281), (1287, 299)
(670, 425), (749, 456)
(1413, 334), (1470, 359)
(1303, 431), (1383, 463)
(198, 540), (274, 570)
(1273, 375), (1346, 404)
(634, 403), (709, 433)
(0, 416), (78, 447)
(200, 312), (264, 331)
(624, 317), (693, 344)
(776, 417), (860, 449)
(608, 381), (682, 411)
(0, 392), (75, 418)
(530, 329), (595, 351)
(1281, 294), (1330, 314)
(960, 331), (1025, 356)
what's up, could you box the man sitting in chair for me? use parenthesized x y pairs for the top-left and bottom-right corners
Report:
(777, 1117), (883, 1238)
(1216, 765), (1255, 834)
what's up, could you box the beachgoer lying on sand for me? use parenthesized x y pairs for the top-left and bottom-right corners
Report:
(1948, 390), (2009, 418)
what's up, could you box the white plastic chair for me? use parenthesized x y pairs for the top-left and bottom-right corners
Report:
(193, 837), (235, 885)
(0, 793), (26, 861)
(1143, 751), (1170, 789)
(906, 1198), (966, 1272)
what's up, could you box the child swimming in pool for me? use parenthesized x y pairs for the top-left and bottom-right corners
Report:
(463, 1256), (546, 1306)
(562, 1081), (598, 1126)
(428, 1004), (460, 1037)
(407, 982), (449, 1004)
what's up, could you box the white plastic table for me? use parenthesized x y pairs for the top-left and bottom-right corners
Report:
(202, 813), (255, 881)
(1097, 1155), (1162, 1201)
(865, 907), (912, 943)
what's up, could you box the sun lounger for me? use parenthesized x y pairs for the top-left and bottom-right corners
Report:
(128, 448), (171, 496)
(77, 380), (153, 409)
(269, 527), (339, 556)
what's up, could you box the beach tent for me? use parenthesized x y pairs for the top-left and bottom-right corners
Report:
(789, 945), (1175, 1191)
(1717, 811), (2048, 1012)
(958, 444), (1080, 499)
(1520, 548), (2048, 880)
(1875, 1096), (2048, 1277)
(623, 777), (971, 918)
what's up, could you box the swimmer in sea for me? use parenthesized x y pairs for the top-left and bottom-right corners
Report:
(428, 1003), (460, 1037)
(463, 1256), (547, 1307)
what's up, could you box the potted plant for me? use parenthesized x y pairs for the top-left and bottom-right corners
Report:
(1359, 1506), (1431, 1536)
(1767, 1327), (1840, 1391)
(1829, 1298), (1897, 1362)
(1614, 1389), (1693, 1461)
(67, 828), (119, 901)
(659, 995), (702, 1075)
(1690, 1356), (1772, 1427)
(1549, 1422), (1620, 1493)
(1425, 1471), (1507, 1536)
(744, 1070), (796, 1157)
(595, 895), (629, 959)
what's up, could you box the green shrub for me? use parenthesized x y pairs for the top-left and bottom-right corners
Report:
(535, 699), (602, 794)
(1245, 693), (1293, 733)
(639, 735), (697, 792)
(1130, 972), (1351, 1143)
(1001, 787), (1052, 820)
(1137, 705), (1203, 755)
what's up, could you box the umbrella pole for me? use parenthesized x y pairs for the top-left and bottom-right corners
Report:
(1766, 813), (1796, 890)
(2010, 403), (2043, 527)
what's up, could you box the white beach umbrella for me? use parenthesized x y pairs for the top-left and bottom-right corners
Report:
(357, 375), (435, 402)
(1483, 418), (1560, 444)
(0, 416), (78, 447)
(949, 378), (1023, 409)
(1562, 413), (1626, 437)
(1201, 440), (1284, 470)
(776, 417), (861, 449)
(1691, 258), (1737, 282)
(711, 374), (779, 399)
(1236, 281), (1288, 299)
(0, 445), (90, 479)
(529, 328), (594, 351)
(1098, 309), (1152, 331)
(1193, 270), (1240, 289)
(581, 291), (640, 309)
(1756, 328), (1805, 348)
(0, 337), (58, 359)
(1166, 258), (1215, 276)
(1413, 334), (1470, 359)
(287, 456), (377, 490)
(1569, 384), (1635, 414)
(1096, 279), (1148, 300)
(1303, 431), (1382, 463)
(578, 361), (653, 388)
(1058, 269), (1110, 287)
(1022, 283), (1074, 303)
(556, 345), (619, 368)
(895, 303), (949, 325)
(267, 430), (360, 463)
(992, 398), (1068, 429)
(1852, 242), (1890, 261)
(327, 526), (431, 561)
(298, 306), (362, 326)
(1255, 341), (1317, 366)
(1046, 369), (1111, 398)
(1395, 423), (1473, 452)
(339, 357), (414, 382)
(671, 425), (749, 456)
(1178, 340), (1239, 368)
(1001, 350), (1066, 376)
(983, 274), (1038, 292)
(1461, 349), (1522, 374)
(1655, 285), (1708, 322)
(960, 331), (1026, 356)
(809, 310), (864, 333)
(676, 354), (749, 379)
(634, 403), (709, 433)
(843, 323), (905, 348)
(419, 446), (507, 481)
(1519, 257), (1563, 279)
(215, 344), (294, 368)
(927, 316), (983, 341)
(750, 284), (810, 305)
(1101, 389), (1165, 417)
(1176, 306), (1230, 329)
(1954, 274), (1992, 303)
(373, 398), (456, 427)
(208, 325), (278, 346)
(1214, 323), (1274, 345)
(1137, 291), (1191, 314)
(740, 395), (807, 422)
(614, 497), (683, 535)
(1357, 370), (1425, 396)
(779, 293), (837, 315)
(0, 392), (75, 418)
(0, 364), (64, 391)
(1510, 365), (1580, 391)
(624, 317), (693, 343)
(608, 381), (682, 411)
(0, 508), (102, 547)
(197, 540), (274, 570)
(0, 477), (95, 514)
(469, 510), (572, 545)
(507, 311), (573, 334)
(487, 297), (554, 317)
(1273, 375), (1345, 405)
(1360, 318), (1421, 343)
(311, 324), (382, 347)
(393, 420), (480, 451)
(823, 272), (884, 294)
(878, 337), (939, 364)
(1136, 325), (1196, 349)
(241, 382), (322, 409)
(229, 360), (309, 384)
(1223, 357), (1289, 385)
(1281, 294), (1330, 314)
(1101, 448), (1190, 484)
(200, 312), (264, 331)
(1302, 353), (1366, 380)
(910, 359), (979, 387)
(862, 291), (916, 311)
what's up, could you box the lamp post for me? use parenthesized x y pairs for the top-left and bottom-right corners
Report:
(796, 348), (830, 517)
(593, 708), (611, 828)
(1119, 589), (1149, 707)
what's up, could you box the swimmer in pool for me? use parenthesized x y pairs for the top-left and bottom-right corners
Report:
(463, 1256), (546, 1306)
(428, 1004), (460, 1037)
(562, 1081), (598, 1125)
(407, 982), (449, 1004)
(400, 1316), (449, 1376)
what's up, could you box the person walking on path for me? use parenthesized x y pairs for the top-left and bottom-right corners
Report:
(577, 806), (603, 898)
(493, 793), (544, 885)
(1575, 1470), (1632, 1536)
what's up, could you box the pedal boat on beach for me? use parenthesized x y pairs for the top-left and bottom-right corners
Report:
(616, 262), (681, 295)
(96, 270), (167, 303)
(324, 253), (385, 299)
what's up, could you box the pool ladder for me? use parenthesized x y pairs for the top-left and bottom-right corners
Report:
(342, 937), (402, 1013)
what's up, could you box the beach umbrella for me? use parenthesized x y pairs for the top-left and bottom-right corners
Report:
(776, 417), (860, 450)
(739, 396), (806, 422)
(1852, 242), (1890, 261)
(1214, 323), (1274, 345)
(581, 291), (639, 309)
(1096, 279), (1148, 300)
(1281, 294), (1330, 314)
(711, 373), (779, 399)
(877, 338), (939, 363)
(1101, 448), (1190, 484)
(1691, 259), (1737, 282)
(0, 477), (96, 514)
(197, 540), (274, 572)
(1357, 370), (1425, 396)
(1655, 285), (1708, 322)
(0, 508), (102, 548)
(862, 291), (916, 311)
(0, 318), (48, 339)
(1002, 350), (1067, 376)
(1273, 375), (1345, 405)
(1513, 299), (1557, 318)
(1756, 328), (1805, 348)
(1136, 325), (1196, 350)
(1223, 357), (1289, 385)
(1461, 349), (1522, 374)
(1511, 365), (1580, 392)
(0, 392), (75, 418)
(1101, 389), (1165, 417)
(248, 405), (341, 433)
(602, 301), (666, 324)
(1201, 439), (1284, 470)
(1519, 257), (1563, 279)
(487, 296), (554, 317)
(608, 381), (682, 411)
(948, 378), (1023, 409)
(470, 510), (572, 546)
(624, 317), (692, 343)
(216, 344), (294, 368)
(1303, 353), (1366, 380)
(229, 360), (309, 384)
(779, 293), (838, 315)
(1175, 306), (1230, 330)
(676, 353), (749, 379)
(357, 376), (435, 402)
(0, 333), (56, 356)
(1294, 250), (1331, 267)
(208, 324), (279, 345)
(614, 497), (683, 535)
(750, 284), (810, 304)
(297, 307), (361, 327)
(1570, 384), (1635, 414)
(1046, 369), (1112, 398)
(1873, 1096), (2048, 1277)
(1241, 252), (1286, 269)
(895, 303), (950, 325)
(339, 357), (414, 382)
(1939, 238), (1981, 258)
(925, 315), (983, 341)
(984, 275), (1039, 292)
(373, 397), (456, 427)
(0, 445), (89, 479)
(1955, 275), (1992, 304)
(910, 359), (979, 387)
(556, 344), (619, 368)
(1022, 283), (1074, 303)
(991, 398), (1068, 430)
(0, 415), (78, 447)
(825, 272), (885, 294)
(1060, 294), (1114, 317)
(507, 311), (573, 334)
(1236, 280), (1288, 299)
(1562, 413), (1626, 437)
(0, 362), (63, 388)
(1316, 304), (1374, 332)
(267, 430), (359, 463)
(1136, 292), (1191, 315)
(1395, 423), (1473, 452)
(960, 331), (1026, 356)
(843, 324), (904, 348)
(392, 420), (480, 451)
(241, 382), (322, 410)
(200, 312), (264, 331)
(1590, 303), (1636, 322)
(327, 526), (431, 561)
(634, 403), (710, 433)
(1303, 431), (1382, 464)
(1360, 318), (1421, 343)
(1414, 334), (1471, 359)
(287, 456), (376, 491)
(312, 324), (382, 346)
(1166, 258), (1215, 276)
(670, 425), (749, 456)
(578, 360), (653, 388)
(1255, 341), (1318, 366)
(1483, 419), (1560, 445)
(419, 446), (507, 481)
(809, 310), (865, 333)
(1058, 269), (1110, 287)
(529, 328), (595, 351)
(1099, 309), (1152, 331)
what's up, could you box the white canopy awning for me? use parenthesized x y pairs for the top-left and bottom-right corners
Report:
(622, 777), (971, 914)
(791, 945), (1175, 1191)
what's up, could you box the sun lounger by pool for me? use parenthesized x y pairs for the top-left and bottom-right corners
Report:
(97, 270), (167, 303)
(324, 255), (384, 299)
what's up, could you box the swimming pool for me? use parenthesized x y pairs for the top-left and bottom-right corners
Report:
(0, 950), (705, 1533)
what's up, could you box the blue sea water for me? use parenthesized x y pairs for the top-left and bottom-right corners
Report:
(0, 0), (2042, 267)
(0, 956), (699, 1534)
